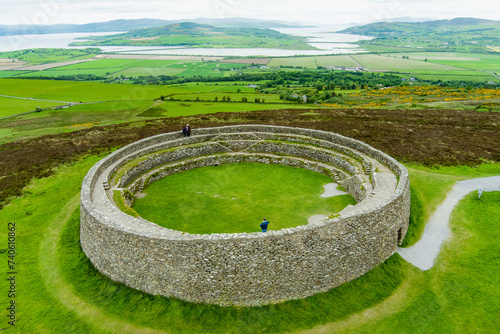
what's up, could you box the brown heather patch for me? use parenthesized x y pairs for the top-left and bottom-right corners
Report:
(1, 108), (499, 208)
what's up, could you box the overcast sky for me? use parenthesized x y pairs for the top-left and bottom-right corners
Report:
(2, 0), (499, 26)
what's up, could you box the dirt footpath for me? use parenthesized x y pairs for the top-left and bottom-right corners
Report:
(398, 176), (500, 270)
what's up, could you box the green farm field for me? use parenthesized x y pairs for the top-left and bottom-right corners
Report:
(112, 67), (186, 77)
(0, 48), (97, 64)
(0, 78), (282, 105)
(2, 76), (500, 145)
(0, 56), (250, 79)
(389, 52), (500, 71)
(351, 54), (463, 71)
(428, 57), (500, 71)
(0, 79), (256, 102)
(267, 55), (369, 69)
(136, 100), (320, 118)
(268, 56), (318, 68)
(18, 67), (126, 77)
(0, 71), (29, 78)
(0, 49), (498, 84)
(110, 61), (248, 78)
(0, 101), (151, 143)
(315, 55), (362, 67)
(0, 79), (167, 101)
(0, 99), (321, 144)
(393, 52), (483, 61)
(147, 81), (265, 94)
(55, 59), (180, 70)
(0, 96), (63, 118)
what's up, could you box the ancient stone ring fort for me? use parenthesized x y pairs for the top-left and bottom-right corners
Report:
(80, 125), (410, 306)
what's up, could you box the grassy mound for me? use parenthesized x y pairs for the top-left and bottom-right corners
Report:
(1, 151), (499, 332)
(60, 207), (408, 333)
(132, 162), (356, 234)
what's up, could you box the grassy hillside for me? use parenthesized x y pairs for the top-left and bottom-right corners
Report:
(341, 17), (500, 52)
(0, 107), (499, 332)
(70, 22), (313, 49)
(0, 18), (298, 36)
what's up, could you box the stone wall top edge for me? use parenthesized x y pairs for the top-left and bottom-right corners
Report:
(95, 125), (398, 166)
(82, 186), (407, 242)
(82, 125), (409, 242)
(86, 125), (407, 181)
(197, 125), (408, 181)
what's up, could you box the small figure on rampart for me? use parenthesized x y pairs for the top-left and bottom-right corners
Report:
(260, 218), (269, 232)
(182, 124), (191, 137)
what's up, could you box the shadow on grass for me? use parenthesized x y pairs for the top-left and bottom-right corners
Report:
(400, 186), (424, 247)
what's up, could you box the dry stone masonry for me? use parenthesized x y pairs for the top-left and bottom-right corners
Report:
(80, 125), (410, 306)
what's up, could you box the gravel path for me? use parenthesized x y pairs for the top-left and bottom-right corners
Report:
(308, 183), (348, 224)
(397, 175), (500, 270)
(0, 94), (75, 104)
(320, 182), (348, 197)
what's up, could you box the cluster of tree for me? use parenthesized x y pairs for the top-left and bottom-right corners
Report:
(216, 96), (233, 102)
(278, 89), (345, 104)
(278, 65), (304, 69)
(280, 71), (401, 89)
(17, 67), (498, 98)
(159, 94), (265, 103)
(427, 79), (498, 89)
(128, 71), (403, 89)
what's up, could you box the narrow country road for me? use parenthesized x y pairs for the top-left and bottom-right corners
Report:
(397, 175), (500, 270)
(0, 94), (76, 104)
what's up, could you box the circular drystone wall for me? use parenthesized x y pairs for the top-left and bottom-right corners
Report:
(80, 125), (410, 307)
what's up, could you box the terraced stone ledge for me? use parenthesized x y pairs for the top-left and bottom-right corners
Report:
(80, 125), (410, 307)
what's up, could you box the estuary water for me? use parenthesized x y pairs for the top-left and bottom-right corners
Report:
(0, 32), (123, 52)
(0, 26), (373, 56)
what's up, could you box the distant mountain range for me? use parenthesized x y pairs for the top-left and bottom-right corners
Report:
(0, 18), (301, 36)
(339, 17), (500, 53)
(340, 17), (500, 36)
(374, 17), (433, 23)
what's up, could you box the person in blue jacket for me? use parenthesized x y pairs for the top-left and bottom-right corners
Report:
(260, 218), (269, 232)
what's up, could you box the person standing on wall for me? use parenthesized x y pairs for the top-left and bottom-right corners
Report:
(182, 124), (192, 137)
(260, 218), (269, 233)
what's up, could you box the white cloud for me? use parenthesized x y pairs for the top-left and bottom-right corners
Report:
(0, 0), (498, 26)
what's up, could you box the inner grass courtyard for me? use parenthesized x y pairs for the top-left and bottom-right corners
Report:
(131, 162), (356, 234)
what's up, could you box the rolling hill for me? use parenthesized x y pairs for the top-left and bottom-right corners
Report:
(69, 21), (313, 49)
(0, 18), (299, 36)
(340, 17), (500, 52)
